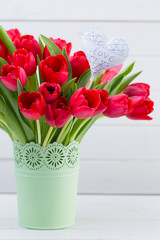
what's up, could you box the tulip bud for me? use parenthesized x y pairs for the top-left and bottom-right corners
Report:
(18, 92), (46, 120)
(43, 37), (72, 59)
(69, 51), (90, 81)
(100, 64), (122, 85)
(14, 35), (41, 60)
(124, 83), (150, 98)
(45, 96), (71, 128)
(126, 96), (154, 120)
(69, 87), (101, 119)
(7, 28), (21, 41)
(0, 39), (8, 59)
(103, 94), (133, 118)
(13, 49), (37, 76)
(39, 82), (61, 104)
(0, 65), (27, 91)
(93, 89), (108, 116)
(39, 54), (69, 86)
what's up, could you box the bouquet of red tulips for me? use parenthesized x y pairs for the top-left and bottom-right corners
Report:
(0, 26), (154, 147)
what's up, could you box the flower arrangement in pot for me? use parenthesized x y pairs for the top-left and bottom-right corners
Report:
(0, 26), (154, 229)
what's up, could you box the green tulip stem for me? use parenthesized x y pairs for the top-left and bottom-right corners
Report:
(28, 77), (33, 92)
(36, 120), (41, 145)
(70, 114), (104, 143)
(56, 116), (73, 143)
(69, 118), (90, 142)
(42, 126), (55, 147)
(75, 116), (100, 143)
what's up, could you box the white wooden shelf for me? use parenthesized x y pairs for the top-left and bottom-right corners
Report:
(0, 194), (160, 240)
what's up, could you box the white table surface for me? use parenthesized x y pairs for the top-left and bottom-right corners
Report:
(0, 194), (160, 240)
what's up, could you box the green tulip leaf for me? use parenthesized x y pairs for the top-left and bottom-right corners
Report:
(72, 82), (77, 94)
(37, 55), (43, 85)
(63, 118), (74, 146)
(107, 62), (135, 95)
(114, 71), (142, 95)
(104, 82), (112, 93)
(0, 82), (35, 143)
(40, 35), (62, 56)
(90, 71), (105, 89)
(0, 26), (16, 55)
(77, 69), (91, 89)
(0, 57), (8, 66)
(0, 121), (13, 140)
(40, 116), (50, 143)
(25, 73), (39, 92)
(62, 47), (72, 81)
(0, 57), (8, 75)
(38, 37), (44, 60)
(95, 81), (108, 90)
(75, 116), (99, 143)
(0, 95), (5, 113)
(17, 79), (23, 96)
(0, 94), (27, 143)
(61, 77), (77, 96)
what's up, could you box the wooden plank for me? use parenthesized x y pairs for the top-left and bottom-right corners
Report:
(1, 21), (160, 56)
(1, 158), (160, 194)
(80, 125), (160, 160)
(1, 0), (160, 21)
(79, 160), (160, 194)
(0, 195), (160, 239)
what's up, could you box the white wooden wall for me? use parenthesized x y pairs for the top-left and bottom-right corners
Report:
(0, 0), (160, 194)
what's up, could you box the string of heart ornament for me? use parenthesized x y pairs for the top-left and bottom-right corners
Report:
(82, 27), (129, 77)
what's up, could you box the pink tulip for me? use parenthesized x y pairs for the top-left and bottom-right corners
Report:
(69, 87), (101, 119)
(93, 89), (108, 116)
(124, 83), (150, 98)
(1, 65), (27, 91)
(46, 96), (71, 128)
(126, 96), (154, 120)
(103, 94), (133, 118)
(18, 92), (46, 120)
(13, 49), (37, 76)
(39, 82), (61, 104)
(100, 65), (122, 84)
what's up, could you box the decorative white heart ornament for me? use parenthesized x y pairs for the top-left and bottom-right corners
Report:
(82, 28), (129, 77)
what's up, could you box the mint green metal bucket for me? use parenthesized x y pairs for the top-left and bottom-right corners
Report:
(13, 141), (80, 230)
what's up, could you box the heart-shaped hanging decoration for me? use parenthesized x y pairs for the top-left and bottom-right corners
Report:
(82, 28), (129, 77)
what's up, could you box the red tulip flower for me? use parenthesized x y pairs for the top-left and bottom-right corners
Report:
(103, 94), (133, 118)
(39, 54), (69, 86)
(0, 65), (27, 91)
(0, 39), (11, 63)
(0, 39), (8, 59)
(18, 92), (46, 120)
(7, 28), (21, 41)
(124, 83), (150, 98)
(69, 51), (90, 81)
(93, 89), (108, 116)
(45, 96), (71, 128)
(43, 37), (72, 59)
(126, 96), (154, 120)
(100, 64), (122, 85)
(39, 82), (61, 104)
(14, 35), (41, 60)
(69, 87), (101, 119)
(13, 49), (37, 76)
